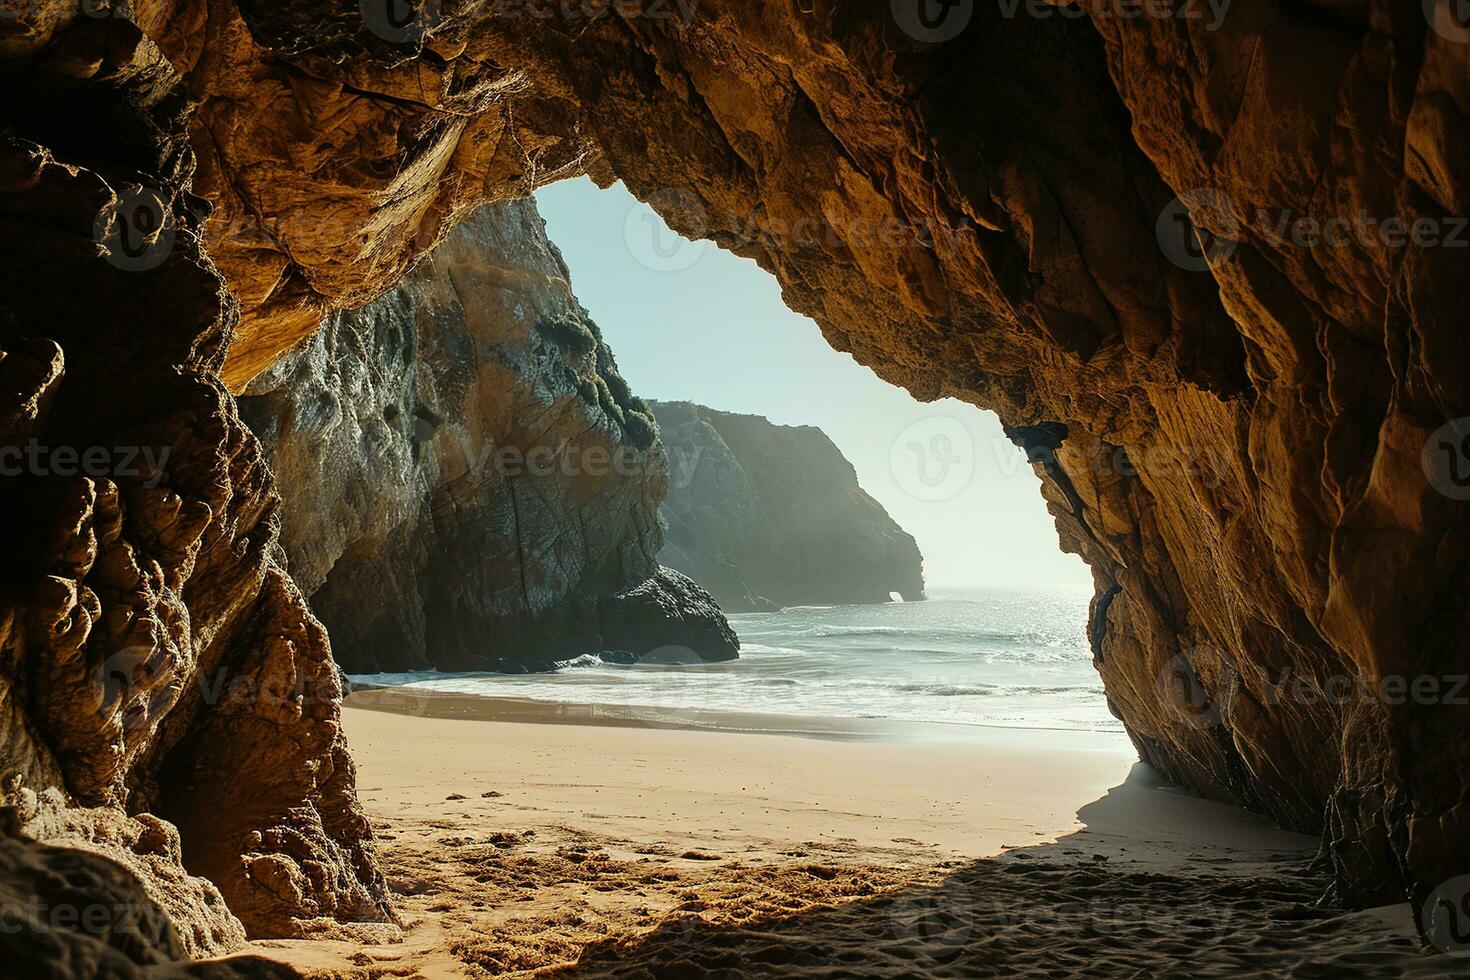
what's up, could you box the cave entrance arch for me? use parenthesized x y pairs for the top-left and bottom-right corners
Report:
(193, 1), (1463, 907)
(3, 5), (1460, 957)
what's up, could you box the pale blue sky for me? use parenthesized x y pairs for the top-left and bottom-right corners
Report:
(534, 177), (1090, 588)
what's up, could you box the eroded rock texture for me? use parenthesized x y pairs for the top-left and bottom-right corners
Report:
(240, 200), (737, 672)
(140, 0), (1469, 907)
(0, 825), (302, 979)
(653, 401), (926, 612)
(0, 9), (391, 954)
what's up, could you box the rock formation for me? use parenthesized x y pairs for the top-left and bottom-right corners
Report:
(3, 0), (1469, 966)
(239, 200), (738, 672)
(0, 8), (392, 961)
(653, 401), (925, 612)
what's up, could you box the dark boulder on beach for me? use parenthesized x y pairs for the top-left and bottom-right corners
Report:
(597, 567), (741, 663)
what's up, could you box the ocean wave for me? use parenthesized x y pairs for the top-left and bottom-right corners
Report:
(747, 624), (1083, 647)
(894, 684), (996, 697)
(348, 587), (1121, 734)
(349, 670), (494, 687)
(1000, 684), (1103, 695)
(785, 626), (978, 639)
(553, 654), (605, 670)
(736, 643), (805, 655)
(892, 682), (1101, 698)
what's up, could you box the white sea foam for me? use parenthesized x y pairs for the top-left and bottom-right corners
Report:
(349, 585), (1121, 733)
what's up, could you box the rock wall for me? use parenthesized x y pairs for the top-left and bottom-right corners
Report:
(139, 0), (1468, 908)
(652, 401), (925, 612)
(0, 9), (391, 958)
(240, 201), (738, 673)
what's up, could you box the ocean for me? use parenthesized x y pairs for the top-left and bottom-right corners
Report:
(350, 586), (1124, 736)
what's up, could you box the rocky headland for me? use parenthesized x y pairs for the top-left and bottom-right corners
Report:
(239, 202), (737, 674)
(652, 401), (925, 612)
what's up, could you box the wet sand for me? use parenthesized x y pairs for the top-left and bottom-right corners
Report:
(242, 690), (1442, 978)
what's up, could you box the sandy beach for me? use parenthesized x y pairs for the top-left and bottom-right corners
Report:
(240, 691), (1441, 978)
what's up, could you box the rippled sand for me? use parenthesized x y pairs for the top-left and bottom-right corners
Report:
(239, 693), (1442, 978)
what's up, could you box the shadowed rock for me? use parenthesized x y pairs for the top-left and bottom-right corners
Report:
(0, 12), (391, 950)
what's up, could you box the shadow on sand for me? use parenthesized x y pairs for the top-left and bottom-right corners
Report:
(534, 765), (1444, 978)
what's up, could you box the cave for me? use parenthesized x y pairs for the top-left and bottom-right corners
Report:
(1, 0), (1468, 974)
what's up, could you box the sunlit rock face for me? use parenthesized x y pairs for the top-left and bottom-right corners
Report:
(240, 200), (738, 672)
(152, 0), (1469, 905)
(652, 401), (926, 612)
(0, 13), (391, 952)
